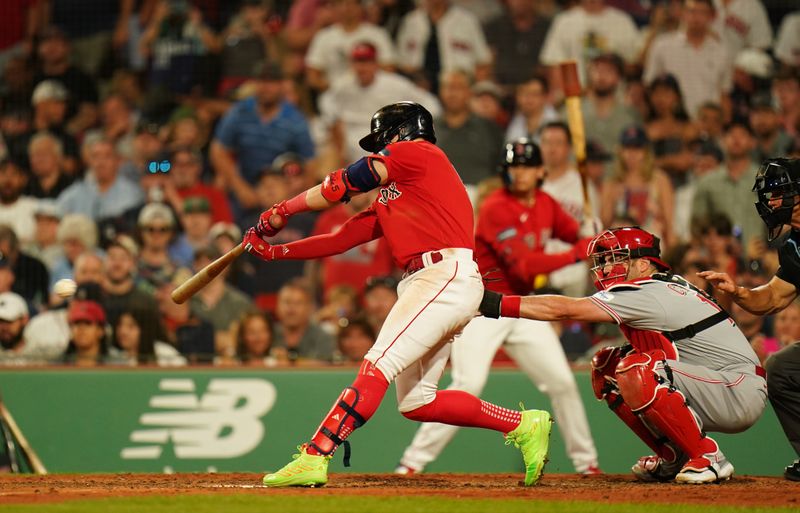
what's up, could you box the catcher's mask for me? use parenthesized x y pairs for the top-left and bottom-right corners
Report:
(753, 158), (800, 241)
(588, 227), (670, 290)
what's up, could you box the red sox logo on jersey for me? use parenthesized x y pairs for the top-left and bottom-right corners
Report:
(378, 182), (402, 206)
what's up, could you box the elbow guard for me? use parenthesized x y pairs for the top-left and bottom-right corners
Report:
(321, 168), (351, 203)
(320, 158), (383, 203)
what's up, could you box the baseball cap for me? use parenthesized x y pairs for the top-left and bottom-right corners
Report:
(272, 152), (304, 177)
(209, 222), (242, 243)
(253, 60), (284, 81)
(586, 140), (612, 162)
(183, 196), (211, 214)
(734, 48), (773, 79)
(590, 52), (624, 75)
(107, 234), (139, 258)
(67, 299), (106, 325)
(472, 80), (504, 101)
(619, 125), (649, 148)
(351, 42), (377, 62)
(138, 202), (175, 227)
(34, 199), (63, 220)
(0, 292), (28, 322)
(32, 80), (68, 104)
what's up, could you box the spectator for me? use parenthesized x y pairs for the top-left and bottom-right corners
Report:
(110, 308), (186, 367)
(57, 138), (144, 223)
(396, 0), (491, 91)
(600, 125), (675, 247)
(283, 0), (336, 55)
(306, 0), (395, 92)
(33, 26), (99, 135)
(190, 246), (254, 363)
(315, 284), (359, 335)
(730, 301), (773, 364)
(0, 1), (41, 74)
(179, 197), (213, 253)
(643, 74), (696, 174)
(0, 253), (14, 296)
(363, 275), (398, 333)
(582, 53), (640, 161)
(310, 191), (394, 299)
(273, 278), (335, 364)
(210, 221), (241, 254)
(691, 120), (764, 248)
(750, 95), (794, 164)
(272, 153), (315, 199)
(168, 147), (233, 223)
(773, 69), (800, 139)
(644, 0), (731, 120)
(130, 121), (166, 177)
(730, 48), (774, 123)
(0, 105), (33, 168)
(164, 113), (209, 154)
(483, 0), (551, 87)
(364, 0), (415, 39)
(318, 42), (441, 163)
(136, 202), (187, 288)
(30, 80), (80, 173)
(695, 102), (725, 145)
(24, 200), (63, 271)
(774, 301), (800, 348)
(435, 69), (504, 197)
(139, 0), (222, 95)
(336, 317), (376, 363)
(470, 80), (508, 128)
(710, 0), (772, 69)
(25, 132), (74, 199)
(539, 0), (639, 91)
(210, 61), (314, 211)
(505, 74), (559, 143)
(84, 94), (138, 161)
(48, 214), (98, 291)
(102, 235), (164, 335)
(155, 267), (215, 363)
(775, 10), (800, 68)
(0, 159), (37, 243)
(0, 292), (32, 365)
(637, 0), (684, 65)
(62, 298), (108, 366)
(236, 311), (277, 367)
(0, 225), (48, 310)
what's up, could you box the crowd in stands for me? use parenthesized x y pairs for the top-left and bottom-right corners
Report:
(0, 0), (799, 367)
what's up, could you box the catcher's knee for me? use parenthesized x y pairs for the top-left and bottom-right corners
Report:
(591, 346), (624, 400)
(616, 350), (668, 412)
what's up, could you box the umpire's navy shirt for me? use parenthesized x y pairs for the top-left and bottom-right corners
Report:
(214, 98), (315, 184)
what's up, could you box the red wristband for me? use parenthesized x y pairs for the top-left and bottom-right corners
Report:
(283, 191), (309, 215)
(500, 295), (521, 318)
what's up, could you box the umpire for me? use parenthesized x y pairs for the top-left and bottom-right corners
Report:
(701, 157), (800, 481)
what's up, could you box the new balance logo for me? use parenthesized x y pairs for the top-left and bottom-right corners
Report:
(378, 182), (402, 206)
(121, 378), (276, 460)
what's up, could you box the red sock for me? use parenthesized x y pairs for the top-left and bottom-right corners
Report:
(306, 360), (389, 456)
(402, 390), (522, 433)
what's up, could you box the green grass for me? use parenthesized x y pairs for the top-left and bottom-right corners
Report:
(9, 495), (797, 513)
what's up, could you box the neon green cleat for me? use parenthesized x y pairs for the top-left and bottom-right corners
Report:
(505, 409), (553, 486)
(262, 445), (331, 488)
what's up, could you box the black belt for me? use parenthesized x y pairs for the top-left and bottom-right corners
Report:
(405, 251), (443, 275)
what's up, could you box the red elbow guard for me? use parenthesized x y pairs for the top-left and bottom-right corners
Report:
(321, 168), (351, 203)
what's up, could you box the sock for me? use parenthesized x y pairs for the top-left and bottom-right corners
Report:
(402, 390), (522, 433)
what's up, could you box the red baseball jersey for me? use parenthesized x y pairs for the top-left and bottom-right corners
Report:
(311, 204), (395, 296)
(366, 141), (475, 268)
(476, 188), (580, 295)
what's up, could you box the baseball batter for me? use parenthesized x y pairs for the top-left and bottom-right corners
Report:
(480, 226), (767, 484)
(396, 139), (600, 475)
(243, 102), (552, 487)
(700, 158), (800, 481)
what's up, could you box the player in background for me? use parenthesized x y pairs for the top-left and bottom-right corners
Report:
(243, 102), (552, 487)
(479, 226), (767, 484)
(700, 158), (800, 481)
(395, 139), (601, 475)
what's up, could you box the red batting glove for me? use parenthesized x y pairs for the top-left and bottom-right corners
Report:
(255, 201), (291, 238)
(572, 237), (594, 262)
(243, 228), (284, 261)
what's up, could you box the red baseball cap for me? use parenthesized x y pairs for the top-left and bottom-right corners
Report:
(351, 42), (377, 62)
(68, 300), (106, 325)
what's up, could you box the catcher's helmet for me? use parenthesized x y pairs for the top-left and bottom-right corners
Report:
(358, 102), (436, 153)
(752, 158), (800, 241)
(588, 226), (670, 290)
(499, 138), (543, 186)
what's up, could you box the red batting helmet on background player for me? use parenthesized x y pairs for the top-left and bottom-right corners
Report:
(587, 226), (670, 290)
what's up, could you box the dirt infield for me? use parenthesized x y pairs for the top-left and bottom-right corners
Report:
(1, 473), (799, 506)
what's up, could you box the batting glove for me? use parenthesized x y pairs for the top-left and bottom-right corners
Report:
(243, 228), (283, 261)
(255, 201), (291, 238)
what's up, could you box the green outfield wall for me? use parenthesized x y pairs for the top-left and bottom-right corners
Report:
(0, 368), (790, 475)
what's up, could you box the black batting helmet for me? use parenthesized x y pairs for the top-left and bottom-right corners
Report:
(499, 138), (543, 186)
(358, 102), (436, 153)
(753, 158), (800, 241)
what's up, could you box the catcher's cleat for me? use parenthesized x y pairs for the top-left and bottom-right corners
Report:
(631, 455), (684, 482)
(675, 451), (734, 484)
(262, 445), (331, 487)
(785, 460), (800, 482)
(505, 408), (553, 486)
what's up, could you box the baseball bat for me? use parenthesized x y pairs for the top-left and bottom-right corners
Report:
(559, 61), (593, 219)
(171, 244), (245, 304)
(0, 396), (47, 474)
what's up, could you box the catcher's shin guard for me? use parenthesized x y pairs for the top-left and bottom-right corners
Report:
(307, 360), (389, 463)
(616, 351), (717, 461)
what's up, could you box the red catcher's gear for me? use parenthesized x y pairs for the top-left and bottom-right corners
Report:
(588, 226), (670, 290)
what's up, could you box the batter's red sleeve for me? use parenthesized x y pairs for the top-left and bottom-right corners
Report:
(277, 209), (382, 259)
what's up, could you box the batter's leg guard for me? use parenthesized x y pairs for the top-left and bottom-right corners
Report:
(616, 351), (733, 484)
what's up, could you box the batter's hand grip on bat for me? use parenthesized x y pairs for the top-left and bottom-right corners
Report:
(171, 244), (245, 304)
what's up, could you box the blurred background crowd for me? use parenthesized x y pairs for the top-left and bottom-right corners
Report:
(0, 0), (798, 368)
